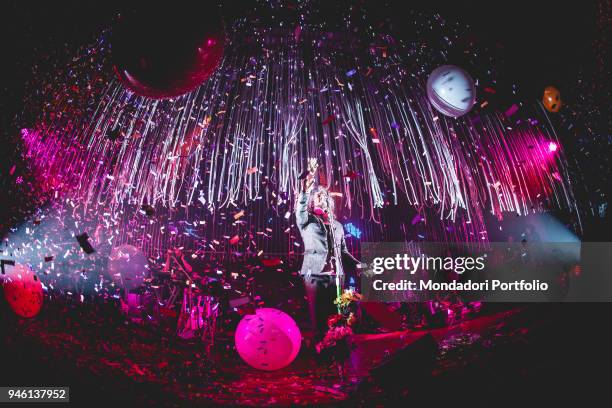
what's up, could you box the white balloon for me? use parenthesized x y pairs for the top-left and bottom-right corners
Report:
(108, 244), (149, 291)
(427, 65), (476, 118)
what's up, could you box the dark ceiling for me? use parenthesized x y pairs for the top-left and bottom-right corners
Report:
(0, 1), (601, 121)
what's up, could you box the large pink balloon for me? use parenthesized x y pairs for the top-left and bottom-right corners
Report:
(2, 263), (43, 318)
(235, 308), (302, 371)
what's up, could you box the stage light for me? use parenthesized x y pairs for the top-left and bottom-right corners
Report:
(344, 223), (362, 239)
(548, 141), (559, 152)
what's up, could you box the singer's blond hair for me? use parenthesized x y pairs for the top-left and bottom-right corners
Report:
(306, 186), (335, 216)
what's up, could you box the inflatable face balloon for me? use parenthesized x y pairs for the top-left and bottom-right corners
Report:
(2, 263), (43, 318)
(426, 65), (476, 118)
(542, 86), (562, 113)
(108, 245), (149, 291)
(235, 308), (302, 371)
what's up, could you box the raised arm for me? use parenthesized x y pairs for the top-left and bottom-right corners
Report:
(295, 191), (310, 229)
(295, 158), (318, 229)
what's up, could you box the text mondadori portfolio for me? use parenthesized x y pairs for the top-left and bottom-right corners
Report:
(372, 279), (549, 292)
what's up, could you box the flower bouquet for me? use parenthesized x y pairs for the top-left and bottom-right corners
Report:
(315, 289), (362, 377)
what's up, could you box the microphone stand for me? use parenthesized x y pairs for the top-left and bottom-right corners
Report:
(326, 208), (343, 314)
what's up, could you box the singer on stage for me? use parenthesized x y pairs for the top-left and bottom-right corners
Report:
(295, 159), (360, 340)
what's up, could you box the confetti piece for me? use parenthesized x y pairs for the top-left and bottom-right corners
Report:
(322, 115), (335, 125)
(294, 25), (302, 42)
(261, 258), (282, 267)
(343, 170), (359, 179)
(504, 104), (519, 117)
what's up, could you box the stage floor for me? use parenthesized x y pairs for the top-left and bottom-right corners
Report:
(1, 303), (608, 406)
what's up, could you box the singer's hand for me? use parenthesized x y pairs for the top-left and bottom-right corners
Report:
(307, 158), (318, 174)
(301, 158), (318, 193)
(302, 175), (315, 193)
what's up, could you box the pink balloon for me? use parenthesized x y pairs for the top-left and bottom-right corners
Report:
(235, 308), (302, 371)
(2, 263), (43, 318)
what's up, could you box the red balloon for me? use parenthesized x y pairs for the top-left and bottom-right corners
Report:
(111, 4), (225, 99)
(2, 263), (43, 318)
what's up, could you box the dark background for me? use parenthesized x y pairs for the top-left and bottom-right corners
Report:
(0, 1), (606, 115)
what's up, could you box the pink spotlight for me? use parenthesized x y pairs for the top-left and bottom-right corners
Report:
(548, 141), (559, 153)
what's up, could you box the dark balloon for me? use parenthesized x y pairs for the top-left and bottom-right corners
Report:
(111, 4), (225, 99)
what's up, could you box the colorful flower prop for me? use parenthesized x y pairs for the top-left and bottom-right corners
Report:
(316, 289), (362, 362)
(334, 288), (362, 315)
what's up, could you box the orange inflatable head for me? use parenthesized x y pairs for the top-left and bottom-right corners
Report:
(543, 86), (562, 112)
